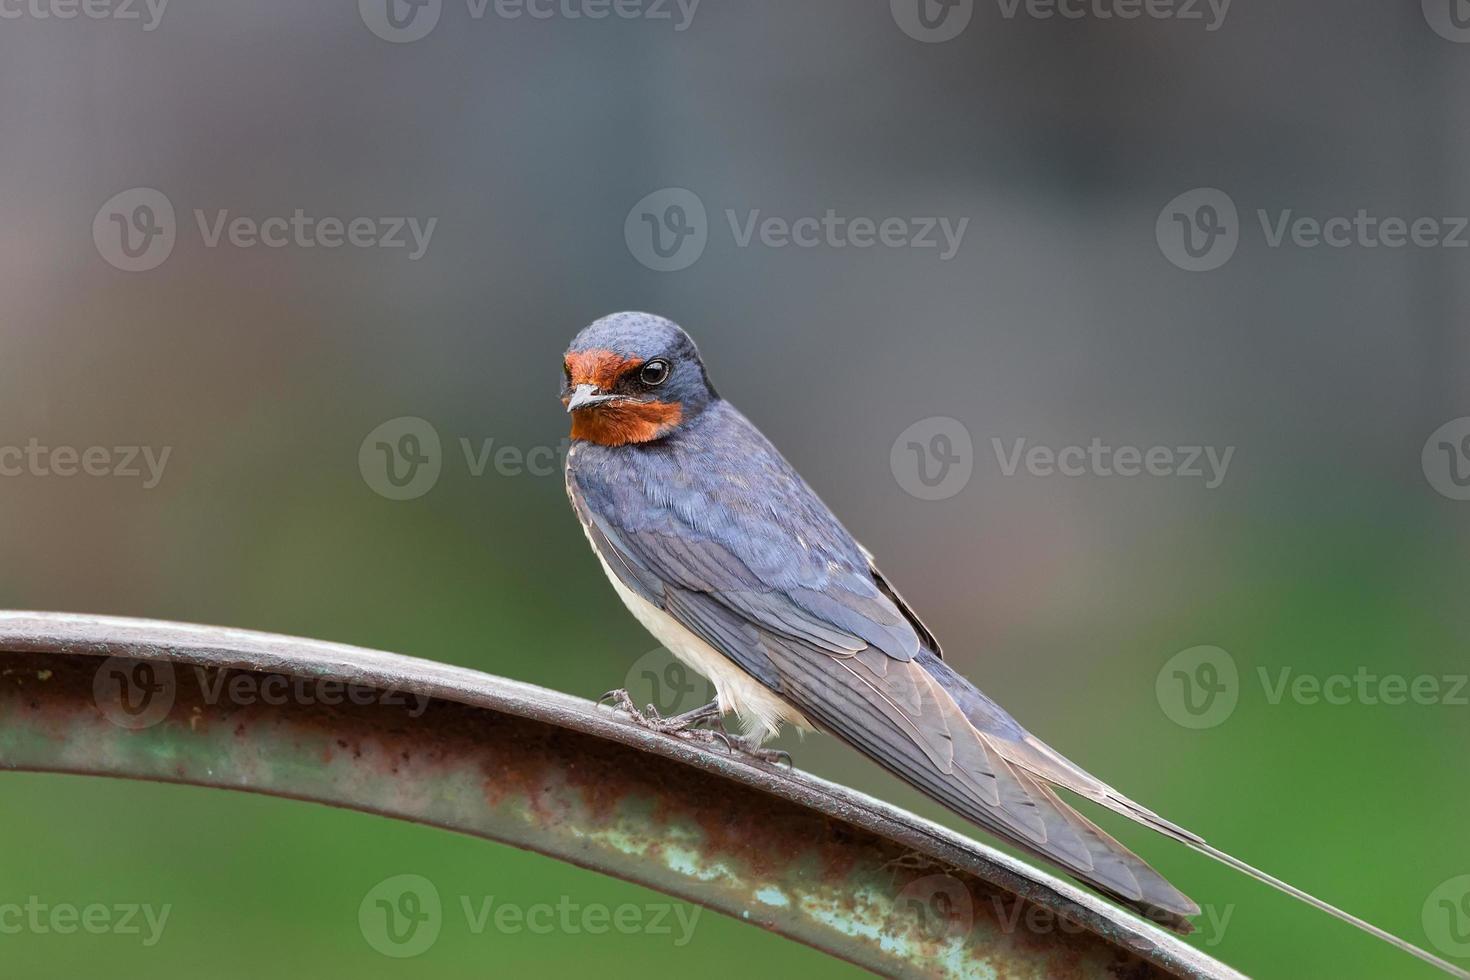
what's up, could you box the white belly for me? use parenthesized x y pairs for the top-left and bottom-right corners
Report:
(592, 548), (813, 742)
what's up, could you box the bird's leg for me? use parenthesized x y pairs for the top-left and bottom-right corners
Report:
(598, 691), (789, 765)
(661, 699), (725, 732)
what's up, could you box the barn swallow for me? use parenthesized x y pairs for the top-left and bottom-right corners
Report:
(561, 312), (1466, 974)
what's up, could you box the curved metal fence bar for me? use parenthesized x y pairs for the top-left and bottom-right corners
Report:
(0, 611), (1243, 980)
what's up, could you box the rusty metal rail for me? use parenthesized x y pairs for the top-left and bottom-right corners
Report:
(0, 611), (1243, 979)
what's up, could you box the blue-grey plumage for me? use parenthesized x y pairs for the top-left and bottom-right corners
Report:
(559, 312), (1204, 931)
(557, 313), (1470, 978)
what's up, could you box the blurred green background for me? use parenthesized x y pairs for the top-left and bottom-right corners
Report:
(2, 0), (1469, 977)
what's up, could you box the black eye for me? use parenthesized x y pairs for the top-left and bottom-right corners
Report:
(639, 359), (671, 387)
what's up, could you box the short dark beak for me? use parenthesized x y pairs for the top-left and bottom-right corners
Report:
(565, 384), (617, 413)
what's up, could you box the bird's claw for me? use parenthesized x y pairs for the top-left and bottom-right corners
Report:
(597, 688), (646, 718)
(741, 745), (793, 768)
(713, 732), (793, 768)
(598, 688), (669, 729)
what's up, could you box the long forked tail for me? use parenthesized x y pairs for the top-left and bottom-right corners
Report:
(1002, 730), (1470, 978)
(780, 641), (1467, 975)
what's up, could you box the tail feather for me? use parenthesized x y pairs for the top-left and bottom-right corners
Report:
(1188, 840), (1470, 979)
(988, 727), (1470, 978)
(760, 631), (1465, 973)
(917, 651), (1469, 975)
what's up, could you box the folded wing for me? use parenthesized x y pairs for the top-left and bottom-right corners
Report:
(570, 466), (1200, 927)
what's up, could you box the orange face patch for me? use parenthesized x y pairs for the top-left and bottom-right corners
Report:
(570, 400), (683, 446)
(564, 349), (643, 390)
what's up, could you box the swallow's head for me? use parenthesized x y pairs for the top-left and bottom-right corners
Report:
(561, 312), (718, 446)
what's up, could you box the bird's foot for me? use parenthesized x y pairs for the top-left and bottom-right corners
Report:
(717, 733), (792, 768)
(597, 691), (727, 743)
(597, 691), (790, 765)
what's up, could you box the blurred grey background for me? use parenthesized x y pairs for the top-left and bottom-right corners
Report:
(1, 1), (1468, 977)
